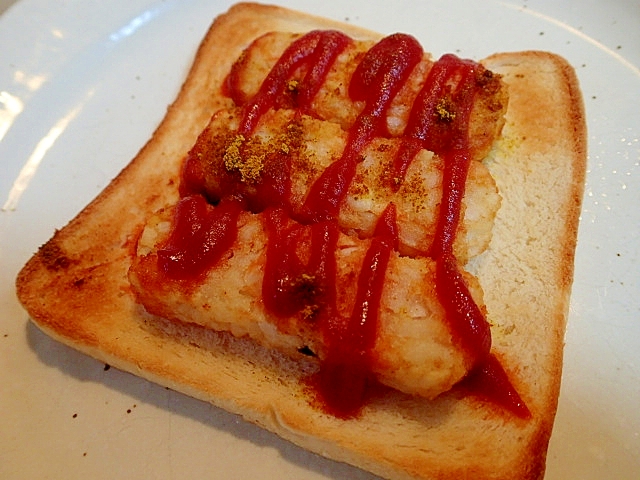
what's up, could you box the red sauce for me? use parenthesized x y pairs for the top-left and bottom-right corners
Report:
(158, 32), (525, 418)
(227, 30), (352, 136)
(158, 195), (241, 280)
(180, 127), (293, 213)
(298, 34), (423, 223)
(392, 54), (478, 186)
(313, 203), (399, 417)
(347, 204), (398, 355)
(435, 253), (491, 364)
(392, 53), (492, 366)
(179, 143), (208, 199)
(460, 353), (532, 419)
(262, 208), (339, 320)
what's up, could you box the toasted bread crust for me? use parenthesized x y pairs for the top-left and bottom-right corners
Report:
(15, 3), (586, 480)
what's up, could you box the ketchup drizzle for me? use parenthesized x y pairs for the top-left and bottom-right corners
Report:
(227, 30), (352, 136)
(298, 34), (423, 223)
(314, 203), (399, 417)
(159, 31), (527, 418)
(392, 54), (478, 187)
(460, 354), (532, 419)
(262, 208), (339, 320)
(435, 253), (491, 362)
(391, 54), (493, 366)
(405, 56), (526, 415)
(158, 195), (241, 280)
(349, 204), (398, 354)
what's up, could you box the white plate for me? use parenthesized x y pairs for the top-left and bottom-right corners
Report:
(1, 0), (638, 478)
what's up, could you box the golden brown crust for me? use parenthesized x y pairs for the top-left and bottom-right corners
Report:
(15, 4), (586, 480)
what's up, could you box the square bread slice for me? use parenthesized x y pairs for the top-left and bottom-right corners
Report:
(15, 3), (586, 479)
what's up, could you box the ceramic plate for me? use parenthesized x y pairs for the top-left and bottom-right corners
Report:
(1, 0), (638, 478)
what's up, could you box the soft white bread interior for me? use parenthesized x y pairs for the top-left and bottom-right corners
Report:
(15, 3), (586, 480)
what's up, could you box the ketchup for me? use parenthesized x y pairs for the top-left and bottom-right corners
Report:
(227, 30), (352, 136)
(435, 253), (491, 363)
(262, 208), (339, 320)
(460, 353), (532, 419)
(313, 204), (399, 417)
(158, 195), (241, 280)
(158, 31), (526, 418)
(392, 55), (479, 185)
(298, 34), (423, 223)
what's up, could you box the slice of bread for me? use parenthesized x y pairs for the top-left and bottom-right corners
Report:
(15, 3), (586, 479)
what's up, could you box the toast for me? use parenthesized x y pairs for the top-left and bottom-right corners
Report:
(15, 3), (586, 480)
